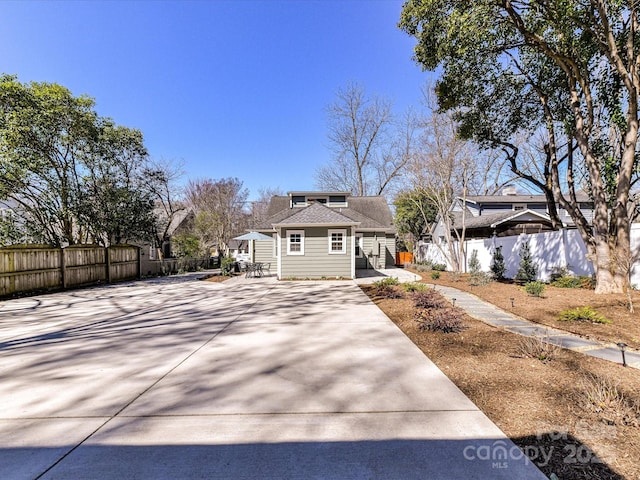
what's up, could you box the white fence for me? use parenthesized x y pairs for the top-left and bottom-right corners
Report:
(416, 224), (640, 286)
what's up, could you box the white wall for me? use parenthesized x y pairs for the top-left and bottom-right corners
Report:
(417, 224), (640, 286)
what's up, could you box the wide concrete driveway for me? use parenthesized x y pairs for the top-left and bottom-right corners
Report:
(0, 275), (545, 479)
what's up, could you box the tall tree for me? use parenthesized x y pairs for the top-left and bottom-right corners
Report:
(143, 158), (187, 255)
(0, 75), (155, 246)
(393, 188), (438, 248)
(185, 177), (249, 254)
(408, 101), (475, 273)
(316, 82), (402, 196)
(399, 1), (640, 293)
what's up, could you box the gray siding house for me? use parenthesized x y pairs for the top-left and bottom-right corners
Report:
(252, 192), (396, 279)
(430, 188), (594, 241)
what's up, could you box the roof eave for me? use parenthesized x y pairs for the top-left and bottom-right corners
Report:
(489, 209), (551, 228)
(272, 222), (361, 228)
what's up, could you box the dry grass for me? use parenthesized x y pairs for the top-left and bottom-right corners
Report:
(517, 332), (562, 362)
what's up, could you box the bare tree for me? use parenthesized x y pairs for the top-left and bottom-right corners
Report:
(409, 104), (473, 272)
(250, 186), (283, 228)
(143, 158), (186, 258)
(409, 88), (511, 272)
(316, 82), (395, 196)
(185, 177), (249, 254)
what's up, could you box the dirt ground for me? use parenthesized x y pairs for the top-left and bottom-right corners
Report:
(362, 272), (640, 480)
(203, 274), (232, 283)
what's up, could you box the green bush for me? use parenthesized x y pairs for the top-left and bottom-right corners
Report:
(220, 256), (235, 276)
(551, 275), (595, 289)
(524, 281), (545, 297)
(432, 263), (447, 271)
(468, 249), (481, 275)
(559, 306), (610, 324)
(515, 241), (538, 283)
(373, 277), (399, 287)
(403, 282), (426, 292)
(490, 245), (506, 281)
(430, 271), (441, 280)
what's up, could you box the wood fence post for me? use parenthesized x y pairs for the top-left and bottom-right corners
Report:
(105, 246), (111, 283)
(60, 247), (67, 289)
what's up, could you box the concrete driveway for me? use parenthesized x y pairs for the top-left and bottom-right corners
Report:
(0, 275), (545, 479)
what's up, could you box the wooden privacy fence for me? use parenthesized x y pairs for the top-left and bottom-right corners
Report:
(0, 244), (141, 297)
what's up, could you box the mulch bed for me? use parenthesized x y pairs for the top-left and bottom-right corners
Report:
(361, 279), (640, 480)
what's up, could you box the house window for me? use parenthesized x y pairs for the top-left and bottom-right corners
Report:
(273, 233), (278, 257)
(287, 230), (304, 255)
(513, 204), (526, 211)
(355, 233), (363, 257)
(328, 229), (347, 254)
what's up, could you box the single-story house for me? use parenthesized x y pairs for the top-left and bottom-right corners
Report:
(251, 191), (396, 279)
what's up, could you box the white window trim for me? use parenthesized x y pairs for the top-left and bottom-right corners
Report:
(328, 229), (347, 255)
(272, 233), (277, 257)
(355, 233), (364, 258)
(286, 230), (305, 255)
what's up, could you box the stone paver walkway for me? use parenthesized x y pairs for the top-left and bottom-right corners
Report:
(432, 284), (640, 370)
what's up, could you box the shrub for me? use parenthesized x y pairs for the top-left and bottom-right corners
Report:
(580, 374), (640, 426)
(373, 285), (403, 299)
(469, 271), (493, 287)
(410, 289), (447, 309)
(490, 245), (506, 281)
(559, 306), (610, 324)
(415, 264), (432, 272)
(432, 263), (447, 271)
(467, 249), (491, 286)
(430, 271), (440, 280)
(415, 308), (464, 333)
(468, 249), (481, 275)
(551, 275), (595, 289)
(515, 241), (538, 283)
(372, 278), (402, 298)
(518, 332), (560, 362)
(403, 282), (426, 293)
(524, 281), (545, 297)
(373, 277), (399, 287)
(220, 256), (236, 276)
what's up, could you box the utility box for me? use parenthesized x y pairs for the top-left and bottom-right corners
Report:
(371, 239), (380, 256)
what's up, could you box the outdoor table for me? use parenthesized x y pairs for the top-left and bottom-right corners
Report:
(245, 262), (264, 278)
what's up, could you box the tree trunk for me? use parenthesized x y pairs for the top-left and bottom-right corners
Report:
(590, 233), (630, 294)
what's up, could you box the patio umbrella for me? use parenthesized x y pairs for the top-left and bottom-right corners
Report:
(233, 231), (273, 241)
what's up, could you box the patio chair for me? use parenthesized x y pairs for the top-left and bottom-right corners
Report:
(262, 263), (271, 276)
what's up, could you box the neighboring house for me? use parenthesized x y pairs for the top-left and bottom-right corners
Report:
(252, 191), (396, 279)
(430, 187), (594, 241)
(228, 240), (248, 258)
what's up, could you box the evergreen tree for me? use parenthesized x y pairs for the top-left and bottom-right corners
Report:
(490, 246), (506, 281)
(468, 249), (481, 275)
(515, 241), (537, 283)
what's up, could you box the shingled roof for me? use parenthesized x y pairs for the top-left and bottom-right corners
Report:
(273, 202), (358, 226)
(255, 195), (395, 232)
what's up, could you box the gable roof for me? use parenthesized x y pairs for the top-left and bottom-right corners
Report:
(256, 194), (395, 232)
(451, 209), (552, 230)
(273, 202), (358, 227)
(463, 192), (592, 204)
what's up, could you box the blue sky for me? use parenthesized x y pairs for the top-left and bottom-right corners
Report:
(1, 0), (431, 200)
